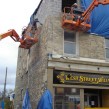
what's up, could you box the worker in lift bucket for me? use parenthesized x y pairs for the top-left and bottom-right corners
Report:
(71, 3), (78, 21)
(71, 3), (78, 13)
(71, 3), (82, 21)
(72, 3), (78, 9)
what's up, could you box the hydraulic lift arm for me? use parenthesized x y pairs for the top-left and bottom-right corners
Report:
(0, 29), (20, 41)
(62, 0), (109, 32)
(81, 0), (109, 25)
(0, 29), (38, 49)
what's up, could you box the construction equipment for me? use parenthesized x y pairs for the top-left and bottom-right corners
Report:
(62, 0), (109, 32)
(0, 29), (38, 49)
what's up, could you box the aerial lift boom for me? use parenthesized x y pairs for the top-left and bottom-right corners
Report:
(62, 0), (109, 31)
(0, 29), (38, 49)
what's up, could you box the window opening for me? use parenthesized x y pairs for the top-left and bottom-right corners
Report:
(64, 31), (76, 55)
(84, 89), (101, 108)
(62, 0), (77, 12)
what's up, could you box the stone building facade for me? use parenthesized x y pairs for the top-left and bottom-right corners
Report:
(14, 0), (109, 109)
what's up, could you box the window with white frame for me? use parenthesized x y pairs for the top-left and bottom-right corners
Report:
(105, 38), (109, 58)
(64, 31), (76, 55)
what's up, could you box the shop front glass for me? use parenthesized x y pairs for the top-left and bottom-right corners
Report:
(84, 89), (100, 108)
(54, 87), (80, 109)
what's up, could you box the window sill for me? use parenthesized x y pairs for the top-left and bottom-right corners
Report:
(63, 53), (79, 58)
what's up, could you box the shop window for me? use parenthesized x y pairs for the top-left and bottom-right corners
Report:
(56, 87), (64, 95)
(84, 89), (101, 108)
(54, 87), (80, 109)
(105, 39), (109, 59)
(64, 31), (76, 55)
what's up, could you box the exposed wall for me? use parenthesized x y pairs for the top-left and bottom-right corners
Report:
(46, 16), (63, 54)
(14, 15), (107, 109)
(27, 24), (48, 108)
(79, 32), (105, 60)
(34, 0), (62, 24)
(14, 18), (50, 109)
(44, 16), (106, 60)
(14, 0), (108, 108)
(14, 48), (29, 108)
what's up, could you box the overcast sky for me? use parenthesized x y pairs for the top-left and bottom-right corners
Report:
(0, 0), (41, 91)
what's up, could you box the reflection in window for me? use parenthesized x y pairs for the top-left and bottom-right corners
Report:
(54, 87), (80, 109)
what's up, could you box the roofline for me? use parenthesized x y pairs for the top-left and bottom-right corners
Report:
(33, 0), (43, 15)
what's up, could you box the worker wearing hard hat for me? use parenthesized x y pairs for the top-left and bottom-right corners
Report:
(71, 3), (78, 21)
(72, 3), (78, 9)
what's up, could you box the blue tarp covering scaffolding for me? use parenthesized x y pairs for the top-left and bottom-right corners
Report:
(22, 89), (32, 109)
(36, 90), (52, 109)
(81, 0), (109, 38)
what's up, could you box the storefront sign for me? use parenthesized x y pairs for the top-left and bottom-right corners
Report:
(53, 70), (109, 86)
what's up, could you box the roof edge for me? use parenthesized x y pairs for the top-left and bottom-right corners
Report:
(33, 0), (43, 15)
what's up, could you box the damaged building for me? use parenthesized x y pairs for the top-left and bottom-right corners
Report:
(14, 0), (109, 109)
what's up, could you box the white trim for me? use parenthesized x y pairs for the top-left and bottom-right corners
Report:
(49, 54), (109, 65)
(105, 38), (109, 60)
(48, 60), (109, 74)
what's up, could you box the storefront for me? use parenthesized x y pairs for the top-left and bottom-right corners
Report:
(52, 70), (109, 109)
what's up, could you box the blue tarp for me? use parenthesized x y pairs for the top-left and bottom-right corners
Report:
(30, 14), (34, 25)
(81, 0), (109, 38)
(0, 101), (4, 109)
(22, 89), (32, 109)
(36, 90), (52, 109)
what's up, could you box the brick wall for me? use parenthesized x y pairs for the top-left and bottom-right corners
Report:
(14, 18), (49, 109)
(14, 48), (29, 108)
(79, 32), (105, 59)
(14, 0), (107, 108)
(44, 16), (105, 60)
(34, 0), (62, 24)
